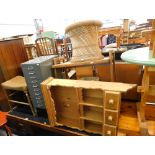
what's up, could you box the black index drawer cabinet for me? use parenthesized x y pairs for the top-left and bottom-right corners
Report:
(21, 55), (57, 110)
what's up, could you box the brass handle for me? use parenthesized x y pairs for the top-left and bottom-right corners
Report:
(109, 99), (114, 104)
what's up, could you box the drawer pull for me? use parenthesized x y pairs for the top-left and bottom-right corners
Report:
(106, 130), (111, 135)
(31, 80), (37, 83)
(27, 66), (34, 70)
(109, 99), (114, 104)
(64, 103), (70, 107)
(33, 84), (38, 88)
(108, 115), (113, 121)
(28, 71), (35, 75)
(35, 92), (40, 95)
(30, 76), (36, 79)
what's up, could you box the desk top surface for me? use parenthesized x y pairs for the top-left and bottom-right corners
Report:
(121, 47), (155, 66)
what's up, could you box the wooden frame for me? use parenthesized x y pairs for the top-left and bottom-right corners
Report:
(41, 78), (136, 135)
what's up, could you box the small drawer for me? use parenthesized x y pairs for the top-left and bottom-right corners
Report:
(104, 110), (119, 126)
(104, 125), (117, 136)
(104, 91), (120, 110)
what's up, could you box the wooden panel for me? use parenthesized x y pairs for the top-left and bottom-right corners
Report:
(76, 66), (93, 79)
(0, 38), (28, 105)
(51, 86), (81, 128)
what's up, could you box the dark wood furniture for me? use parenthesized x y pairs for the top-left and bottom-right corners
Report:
(0, 38), (28, 110)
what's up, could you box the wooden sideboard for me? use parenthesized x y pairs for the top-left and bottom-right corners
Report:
(0, 38), (28, 109)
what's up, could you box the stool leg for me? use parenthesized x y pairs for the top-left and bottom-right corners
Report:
(24, 90), (36, 116)
(4, 124), (12, 136)
(139, 67), (149, 135)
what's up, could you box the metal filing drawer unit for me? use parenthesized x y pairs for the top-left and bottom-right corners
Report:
(21, 55), (57, 110)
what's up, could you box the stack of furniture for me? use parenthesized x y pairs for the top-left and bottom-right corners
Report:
(41, 78), (136, 135)
(53, 20), (116, 81)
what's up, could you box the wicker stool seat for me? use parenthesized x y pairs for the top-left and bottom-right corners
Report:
(65, 20), (103, 62)
(1, 76), (36, 116)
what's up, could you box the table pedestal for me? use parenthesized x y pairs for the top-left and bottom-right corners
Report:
(138, 66), (155, 135)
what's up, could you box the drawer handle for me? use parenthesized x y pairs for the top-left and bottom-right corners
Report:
(30, 76), (36, 79)
(108, 115), (113, 121)
(27, 66), (34, 70)
(64, 103), (70, 107)
(109, 99), (114, 104)
(106, 130), (111, 135)
(28, 71), (35, 75)
(35, 93), (40, 95)
(32, 80), (37, 83)
(33, 85), (38, 88)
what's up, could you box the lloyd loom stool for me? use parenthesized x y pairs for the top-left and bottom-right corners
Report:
(121, 20), (155, 135)
(52, 20), (116, 81)
(1, 76), (36, 116)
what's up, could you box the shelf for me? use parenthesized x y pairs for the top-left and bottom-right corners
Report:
(82, 97), (103, 107)
(84, 120), (102, 134)
(81, 106), (103, 123)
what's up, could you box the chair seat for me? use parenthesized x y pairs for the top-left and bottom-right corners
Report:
(1, 76), (27, 91)
(0, 112), (8, 126)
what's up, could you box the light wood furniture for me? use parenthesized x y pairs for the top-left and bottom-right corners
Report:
(35, 37), (57, 56)
(41, 78), (136, 135)
(98, 26), (123, 49)
(53, 20), (116, 81)
(1, 76), (36, 116)
(121, 47), (155, 135)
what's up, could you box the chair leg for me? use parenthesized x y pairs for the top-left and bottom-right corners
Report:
(4, 124), (12, 136)
(24, 90), (37, 116)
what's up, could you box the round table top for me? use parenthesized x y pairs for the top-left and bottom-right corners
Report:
(121, 47), (155, 66)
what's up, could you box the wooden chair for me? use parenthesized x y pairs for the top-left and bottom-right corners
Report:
(35, 37), (57, 56)
(0, 112), (12, 136)
(1, 76), (36, 116)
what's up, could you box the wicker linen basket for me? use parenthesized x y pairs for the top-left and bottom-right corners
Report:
(65, 20), (103, 62)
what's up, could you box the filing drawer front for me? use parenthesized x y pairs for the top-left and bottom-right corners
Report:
(104, 91), (121, 110)
(104, 125), (117, 136)
(104, 110), (118, 126)
(21, 55), (58, 109)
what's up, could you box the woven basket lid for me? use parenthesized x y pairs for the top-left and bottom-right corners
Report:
(65, 20), (102, 33)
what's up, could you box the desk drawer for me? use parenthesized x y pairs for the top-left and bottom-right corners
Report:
(104, 125), (117, 136)
(104, 110), (119, 126)
(104, 91), (120, 110)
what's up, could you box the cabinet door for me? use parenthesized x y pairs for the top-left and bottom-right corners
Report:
(51, 86), (81, 128)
